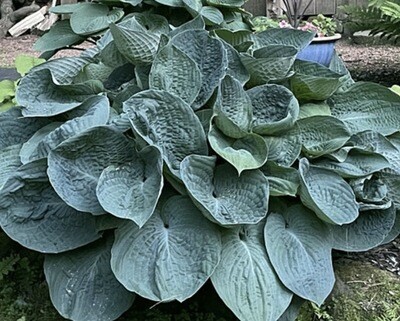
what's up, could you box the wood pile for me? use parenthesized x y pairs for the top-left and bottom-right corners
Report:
(0, 0), (60, 39)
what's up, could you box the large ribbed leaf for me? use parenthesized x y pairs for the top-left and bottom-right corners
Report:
(200, 6), (224, 25)
(213, 29), (253, 51)
(20, 96), (110, 164)
(48, 126), (136, 214)
(149, 44), (202, 105)
(206, 0), (244, 7)
(254, 28), (315, 51)
(297, 116), (351, 157)
(299, 158), (359, 225)
(208, 126), (268, 174)
(265, 204), (334, 305)
(111, 196), (221, 302)
(261, 162), (299, 197)
(70, 3), (124, 35)
(110, 24), (159, 65)
(214, 75), (252, 138)
(181, 155), (269, 225)
(155, 0), (184, 6)
(263, 125), (301, 167)
(96, 146), (163, 228)
(329, 82), (400, 135)
(17, 69), (103, 117)
(241, 45), (297, 87)
(131, 12), (170, 36)
(278, 296), (305, 321)
(211, 223), (292, 321)
(0, 144), (22, 190)
(313, 149), (390, 178)
(123, 89), (208, 178)
(34, 20), (85, 52)
(299, 102), (331, 119)
(172, 29), (227, 109)
(290, 60), (343, 101)
(248, 84), (299, 135)
(45, 237), (135, 321)
(0, 160), (101, 253)
(382, 211), (400, 244)
(222, 41), (250, 85)
(329, 206), (396, 252)
(0, 108), (49, 149)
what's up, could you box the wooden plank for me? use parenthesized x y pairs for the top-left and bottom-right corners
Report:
(8, 6), (47, 37)
(244, 0), (267, 16)
(317, 0), (336, 15)
(36, 0), (58, 31)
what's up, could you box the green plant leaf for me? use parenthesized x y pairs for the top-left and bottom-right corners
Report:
(299, 102), (331, 119)
(154, 0), (184, 6)
(0, 80), (15, 103)
(208, 126), (268, 174)
(17, 69), (103, 117)
(248, 84), (299, 135)
(123, 89), (208, 178)
(299, 158), (359, 225)
(206, 0), (245, 7)
(49, 3), (86, 13)
(181, 155), (269, 225)
(213, 29), (253, 50)
(20, 96), (110, 164)
(0, 144), (22, 190)
(200, 6), (224, 25)
(261, 162), (299, 197)
(278, 296), (305, 321)
(214, 75), (252, 138)
(290, 60), (343, 102)
(110, 23), (160, 65)
(329, 206), (396, 252)
(172, 29), (227, 109)
(254, 28), (315, 51)
(170, 15), (205, 37)
(0, 108), (49, 149)
(221, 41), (250, 85)
(48, 126), (137, 214)
(241, 45), (297, 86)
(297, 116), (351, 157)
(96, 146), (163, 227)
(149, 44), (202, 105)
(211, 223), (292, 321)
(111, 195), (221, 302)
(15, 55), (45, 76)
(45, 236), (135, 321)
(329, 82), (400, 135)
(390, 85), (400, 96)
(70, 3), (124, 35)
(0, 160), (101, 253)
(265, 204), (335, 305)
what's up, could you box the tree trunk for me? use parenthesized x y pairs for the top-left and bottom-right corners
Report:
(0, 0), (40, 38)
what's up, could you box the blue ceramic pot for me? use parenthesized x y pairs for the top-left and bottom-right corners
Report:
(297, 34), (342, 67)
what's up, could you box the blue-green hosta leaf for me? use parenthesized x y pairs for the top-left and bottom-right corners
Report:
(100, 41), (129, 68)
(135, 64), (151, 90)
(110, 23), (159, 65)
(299, 158), (359, 225)
(214, 75), (252, 138)
(263, 125), (301, 167)
(149, 44), (202, 105)
(48, 126), (136, 214)
(75, 63), (114, 83)
(45, 237), (135, 321)
(182, 0), (202, 13)
(0, 144), (22, 190)
(169, 15), (205, 37)
(211, 223), (292, 321)
(123, 89), (207, 178)
(208, 126), (268, 174)
(17, 69), (103, 117)
(172, 29), (228, 110)
(313, 149), (390, 178)
(379, 171), (400, 207)
(248, 84), (299, 135)
(70, 3), (124, 35)
(297, 116), (351, 157)
(254, 28), (315, 51)
(181, 155), (269, 225)
(265, 204), (334, 305)
(241, 45), (297, 87)
(299, 102), (331, 119)
(328, 51), (354, 93)
(20, 96), (110, 164)
(96, 146), (163, 227)
(278, 296), (305, 321)
(290, 60), (343, 102)
(154, 0), (184, 6)
(329, 82), (400, 136)
(34, 20), (85, 52)
(49, 3), (86, 13)
(382, 211), (400, 244)
(261, 162), (299, 197)
(0, 108), (49, 149)
(111, 195), (221, 302)
(196, 109), (213, 134)
(221, 41), (250, 85)
(329, 206), (396, 252)
(0, 160), (101, 253)
(213, 29), (253, 51)
(200, 6), (224, 25)
(206, 0), (245, 7)
(132, 12), (170, 36)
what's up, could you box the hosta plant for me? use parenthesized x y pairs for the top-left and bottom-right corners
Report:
(1, 2), (400, 321)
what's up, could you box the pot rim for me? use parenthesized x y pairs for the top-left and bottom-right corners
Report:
(312, 33), (342, 42)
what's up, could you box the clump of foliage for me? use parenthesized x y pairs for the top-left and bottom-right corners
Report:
(309, 14), (337, 37)
(0, 1), (400, 321)
(340, 0), (400, 42)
